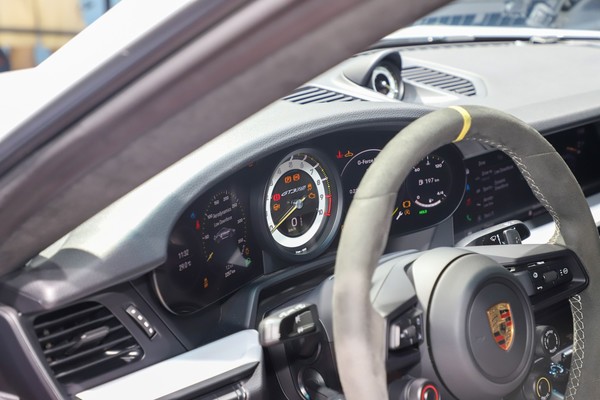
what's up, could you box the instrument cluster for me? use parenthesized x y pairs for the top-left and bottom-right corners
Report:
(152, 130), (466, 315)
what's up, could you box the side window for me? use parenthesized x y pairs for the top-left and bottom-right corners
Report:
(0, 0), (121, 72)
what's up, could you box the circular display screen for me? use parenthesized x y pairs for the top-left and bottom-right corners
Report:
(263, 150), (342, 259)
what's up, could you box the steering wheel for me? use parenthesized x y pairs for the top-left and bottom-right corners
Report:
(333, 105), (600, 399)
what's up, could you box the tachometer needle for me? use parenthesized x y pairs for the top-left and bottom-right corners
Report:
(271, 195), (307, 233)
(207, 252), (214, 262)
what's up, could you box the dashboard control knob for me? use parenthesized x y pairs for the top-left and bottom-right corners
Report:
(535, 325), (560, 357)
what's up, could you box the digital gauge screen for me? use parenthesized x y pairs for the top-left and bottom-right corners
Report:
(153, 185), (262, 315)
(453, 151), (537, 241)
(454, 123), (600, 241)
(338, 141), (465, 236)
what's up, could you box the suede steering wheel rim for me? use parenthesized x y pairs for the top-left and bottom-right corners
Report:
(332, 105), (600, 399)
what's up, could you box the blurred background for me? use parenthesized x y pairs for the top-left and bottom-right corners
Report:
(0, 0), (120, 72)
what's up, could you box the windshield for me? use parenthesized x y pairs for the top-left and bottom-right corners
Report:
(415, 0), (600, 31)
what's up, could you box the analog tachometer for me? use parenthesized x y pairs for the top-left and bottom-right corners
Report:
(263, 150), (342, 260)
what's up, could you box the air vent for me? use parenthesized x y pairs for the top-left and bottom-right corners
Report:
(402, 66), (477, 96)
(34, 302), (142, 385)
(283, 86), (363, 104)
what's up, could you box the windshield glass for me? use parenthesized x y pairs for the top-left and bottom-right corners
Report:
(415, 0), (600, 31)
(0, 0), (120, 72)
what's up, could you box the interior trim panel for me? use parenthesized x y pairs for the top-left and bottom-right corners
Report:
(75, 329), (261, 400)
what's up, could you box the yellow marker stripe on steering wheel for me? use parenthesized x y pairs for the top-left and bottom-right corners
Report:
(449, 106), (472, 142)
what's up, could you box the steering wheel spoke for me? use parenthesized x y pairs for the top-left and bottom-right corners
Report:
(466, 244), (589, 310)
(370, 253), (424, 373)
(371, 253), (419, 320)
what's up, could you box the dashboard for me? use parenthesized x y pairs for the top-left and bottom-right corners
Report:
(3, 35), (600, 400)
(151, 122), (600, 318)
(130, 116), (600, 400)
(10, 118), (599, 400)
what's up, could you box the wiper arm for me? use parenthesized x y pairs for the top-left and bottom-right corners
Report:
(370, 34), (477, 50)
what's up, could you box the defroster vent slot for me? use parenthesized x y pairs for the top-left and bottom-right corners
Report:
(403, 66), (477, 96)
(283, 86), (363, 104)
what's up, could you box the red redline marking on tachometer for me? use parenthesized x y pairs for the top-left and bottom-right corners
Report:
(325, 194), (332, 216)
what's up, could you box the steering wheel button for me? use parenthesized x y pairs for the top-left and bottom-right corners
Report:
(293, 311), (316, 335)
(389, 324), (402, 350)
(543, 270), (559, 284)
(401, 325), (417, 339)
(389, 316), (421, 350)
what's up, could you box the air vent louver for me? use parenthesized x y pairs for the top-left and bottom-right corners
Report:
(402, 66), (477, 96)
(34, 302), (142, 385)
(283, 86), (363, 104)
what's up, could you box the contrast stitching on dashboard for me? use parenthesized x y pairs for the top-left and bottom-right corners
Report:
(464, 137), (562, 243)
(567, 295), (584, 399)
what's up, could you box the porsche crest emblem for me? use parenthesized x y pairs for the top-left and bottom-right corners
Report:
(486, 302), (514, 351)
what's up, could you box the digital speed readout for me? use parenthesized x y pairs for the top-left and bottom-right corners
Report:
(407, 154), (452, 208)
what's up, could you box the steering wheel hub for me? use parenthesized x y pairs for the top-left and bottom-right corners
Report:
(426, 252), (535, 399)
